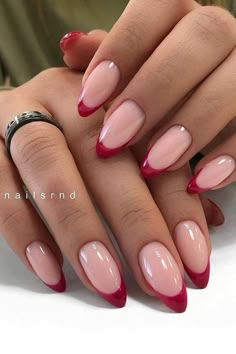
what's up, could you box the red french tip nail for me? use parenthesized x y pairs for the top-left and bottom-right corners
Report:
(184, 262), (210, 289)
(208, 199), (225, 226)
(45, 271), (66, 293)
(187, 169), (209, 194)
(154, 282), (187, 313)
(140, 154), (167, 178)
(59, 31), (85, 52)
(96, 138), (127, 158)
(77, 98), (102, 118)
(97, 277), (127, 308)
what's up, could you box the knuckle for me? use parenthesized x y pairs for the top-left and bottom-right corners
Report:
(118, 192), (157, 227)
(12, 123), (63, 170)
(199, 93), (222, 117)
(159, 188), (186, 202)
(79, 120), (102, 154)
(56, 205), (88, 233)
(192, 6), (234, 43)
(38, 67), (69, 81)
(75, 118), (103, 165)
(119, 24), (145, 52)
(156, 0), (188, 10)
(0, 208), (25, 232)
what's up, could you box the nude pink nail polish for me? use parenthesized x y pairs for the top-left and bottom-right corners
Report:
(79, 241), (126, 308)
(187, 155), (236, 194)
(78, 61), (120, 117)
(26, 241), (66, 292)
(141, 125), (192, 178)
(174, 221), (210, 289)
(139, 242), (187, 313)
(96, 100), (145, 158)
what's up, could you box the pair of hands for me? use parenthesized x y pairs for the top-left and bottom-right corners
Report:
(0, 0), (233, 313)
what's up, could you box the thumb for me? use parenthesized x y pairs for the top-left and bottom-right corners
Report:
(61, 30), (107, 71)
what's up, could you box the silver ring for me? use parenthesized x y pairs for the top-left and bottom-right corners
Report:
(5, 111), (63, 160)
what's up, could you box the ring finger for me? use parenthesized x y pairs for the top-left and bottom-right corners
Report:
(0, 139), (65, 292)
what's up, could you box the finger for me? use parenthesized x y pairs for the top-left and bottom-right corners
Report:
(96, 6), (236, 158)
(0, 89), (126, 308)
(16, 68), (187, 311)
(52, 81), (189, 313)
(77, 146), (188, 312)
(77, 0), (195, 117)
(187, 133), (236, 194)
(0, 139), (65, 292)
(141, 46), (236, 178)
(61, 30), (107, 70)
(147, 164), (211, 289)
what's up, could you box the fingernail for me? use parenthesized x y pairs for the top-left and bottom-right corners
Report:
(187, 155), (236, 194)
(141, 125), (192, 178)
(26, 241), (66, 292)
(60, 31), (86, 52)
(174, 221), (210, 289)
(139, 242), (187, 313)
(79, 241), (126, 308)
(208, 199), (225, 226)
(78, 60), (120, 117)
(96, 100), (145, 158)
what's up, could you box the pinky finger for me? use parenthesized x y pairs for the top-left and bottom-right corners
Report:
(187, 133), (236, 194)
(0, 140), (65, 292)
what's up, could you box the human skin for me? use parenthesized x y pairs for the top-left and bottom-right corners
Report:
(0, 67), (222, 312)
(64, 0), (236, 194)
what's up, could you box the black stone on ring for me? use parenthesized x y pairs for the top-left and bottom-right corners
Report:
(5, 111), (63, 159)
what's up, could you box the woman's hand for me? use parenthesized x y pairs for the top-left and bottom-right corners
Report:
(64, 0), (236, 194)
(0, 68), (221, 312)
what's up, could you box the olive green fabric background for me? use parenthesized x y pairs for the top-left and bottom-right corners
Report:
(0, 0), (235, 88)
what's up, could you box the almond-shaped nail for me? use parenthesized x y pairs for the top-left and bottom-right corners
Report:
(96, 100), (145, 158)
(174, 221), (210, 289)
(139, 242), (187, 313)
(79, 241), (126, 308)
(78, 60), (120, 117)
(26, 241), (66, 292)
(187, 155), (236, 194)
(60, 31), (85, 52)
(141, 125), (192, 178)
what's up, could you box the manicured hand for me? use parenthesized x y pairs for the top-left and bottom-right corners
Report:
(0, 68), (222, 313)
(64, 1), (236, 194)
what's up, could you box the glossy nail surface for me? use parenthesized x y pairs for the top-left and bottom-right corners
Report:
(141, 125), (192, 178)
(187, 155), (236, 194)
(174, 221), (210, 288)
(139, 242), (187, 313)
(96, 100), (145, 158)
(60, 31), (85, 52)
(79, 241), (126, 308)
(26, 241), (65, 292)
(78, 60), (120, 117)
